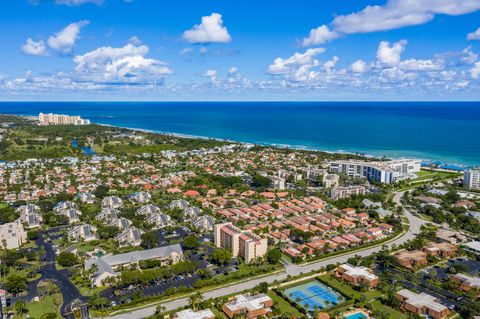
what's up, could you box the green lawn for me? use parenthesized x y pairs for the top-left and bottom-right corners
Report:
(370, 300), (408, 319)
(211, 307), (226, 319)
(317, 274), (381, 301)
(267, 291), (302, 317)
(13, 293), (62, 319)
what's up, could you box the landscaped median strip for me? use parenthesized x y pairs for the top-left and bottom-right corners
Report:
(105, 268), (285, 317)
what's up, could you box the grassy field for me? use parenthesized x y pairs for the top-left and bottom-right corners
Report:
(267, 290), (302, 317)
(13, 293), (62, 319)
(370, 300), (408, 318)
(317, 274), (382, 301)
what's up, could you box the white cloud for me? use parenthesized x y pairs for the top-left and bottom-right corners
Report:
(467, 27), (480, 41)
(73, 43), (172, 83)
(461, 46), (478, 64)
(333, 0), (480, 34)
(470, 62), (480, 79)
(183, 13), (231, 44)
(268, 48), (324, 82)
(203, 69), (218, 83)
(48, 20), (89, 54)
(302, 25), (339, 47)
(302, 0), (480, 45)
(127, 36), (142, 46)
(55, 0), (103, 6)
(21, 38), (47, 56)
(399, 59), (443, 71)
(350, 60), (367, 73)
(180, 48), (193, 55)
(199, 47), (208, 55)
(323, 56), (339, 74)
(376, 40), (406, 66)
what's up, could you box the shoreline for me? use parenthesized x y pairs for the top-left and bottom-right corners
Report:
(6, 113), (474, 169)
(96, 122), (470, 170)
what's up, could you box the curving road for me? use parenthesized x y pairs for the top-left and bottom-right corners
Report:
(106, 191), (427, 319)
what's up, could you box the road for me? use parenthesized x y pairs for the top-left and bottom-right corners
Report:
(106, 190), (428, 319)
(36, 230), (88, 317)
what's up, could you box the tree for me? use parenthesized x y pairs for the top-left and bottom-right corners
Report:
(183, 235), (200, 251)
(57, 251), (79, 267)
(188, 292), (204, 311)
(97, 225), (120, 240)
(211, 249), (232, 265)
(27, 229), (39, 241)
(141, 231), (159, 249)
(266, 248), (282, 264)
(15, 300), (27, 316)
(4, 273), (27, 293)
(253, 282), (269, 294)
(94, 185), (109, 198)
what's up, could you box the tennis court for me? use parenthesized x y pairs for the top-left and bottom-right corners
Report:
(284, 280), (345, 311)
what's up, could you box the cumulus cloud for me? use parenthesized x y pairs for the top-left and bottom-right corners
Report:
(48, 20), (89, 54)
(376, 40), (406, 66)
(460, 47), (478, 65)
(183, 13), (231, 44)
(467, 27), (480, 41)
(471, 62), (480, 79)
(268, 48), (325, 82)
(21, 38), (47, 56)
(203, 69), (218, 83)
(54, 0), (103, 6)
(127, 36), (142, 46)
(323, 56), (339, 74)
(73, 43), (172, 84)
(350, 60), (367, 73)
(302, 25), (339, 47)
(302, 0), (480, 46)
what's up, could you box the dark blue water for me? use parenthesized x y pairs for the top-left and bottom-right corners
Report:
(71, 139), (96, 155)
(1, 101), (479, 166)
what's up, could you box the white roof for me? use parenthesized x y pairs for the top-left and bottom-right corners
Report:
(339, 264), (378, 281)
(224, 294), (272, 312)
(454, 273), (480, 288)
(397, 289), (447, 313)
(465, 241), (480, 252)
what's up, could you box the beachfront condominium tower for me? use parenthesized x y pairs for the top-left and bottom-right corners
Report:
(329, 159), (421, 184)
(214, 222), (268, 263)
(464, 168), (480, 190)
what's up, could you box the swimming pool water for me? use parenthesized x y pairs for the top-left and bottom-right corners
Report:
(344, 313), (367, 319)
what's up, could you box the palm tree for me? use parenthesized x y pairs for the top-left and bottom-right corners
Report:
(188, 292), (204, 311)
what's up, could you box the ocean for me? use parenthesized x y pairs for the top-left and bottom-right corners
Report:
(0, 101), (479, 166)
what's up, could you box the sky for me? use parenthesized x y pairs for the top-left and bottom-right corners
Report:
(1, 0), (480, 101)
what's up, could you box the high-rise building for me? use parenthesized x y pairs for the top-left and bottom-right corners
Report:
(38, 113), (91, 125)
(214, 222), (268, 263)
(329, 159), (421, 184)
(464, 168), (480, 190)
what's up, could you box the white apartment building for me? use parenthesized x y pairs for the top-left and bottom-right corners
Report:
(464, 168), (480, 190)
(329, 159), (421, 184)
(214, 222), (268, 263)
(323, 174), (340, 188)
(331, 185), (366, 200)
(0, 220), (27, 249)
(38, 113), (91, 126)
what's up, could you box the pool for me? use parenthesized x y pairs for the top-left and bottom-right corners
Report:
(284, 280), (345, 311)
(344, 313), (367, 319)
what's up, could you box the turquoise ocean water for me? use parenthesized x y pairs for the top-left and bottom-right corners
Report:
(0, 101), (479, 166)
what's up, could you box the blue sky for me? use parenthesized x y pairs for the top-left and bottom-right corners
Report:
(1, 0), (480, 101)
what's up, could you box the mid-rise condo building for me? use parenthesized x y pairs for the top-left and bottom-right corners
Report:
(329, 159), (421, 184)
(464, 167), (480, 190)
(214, 222), (268, 263)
